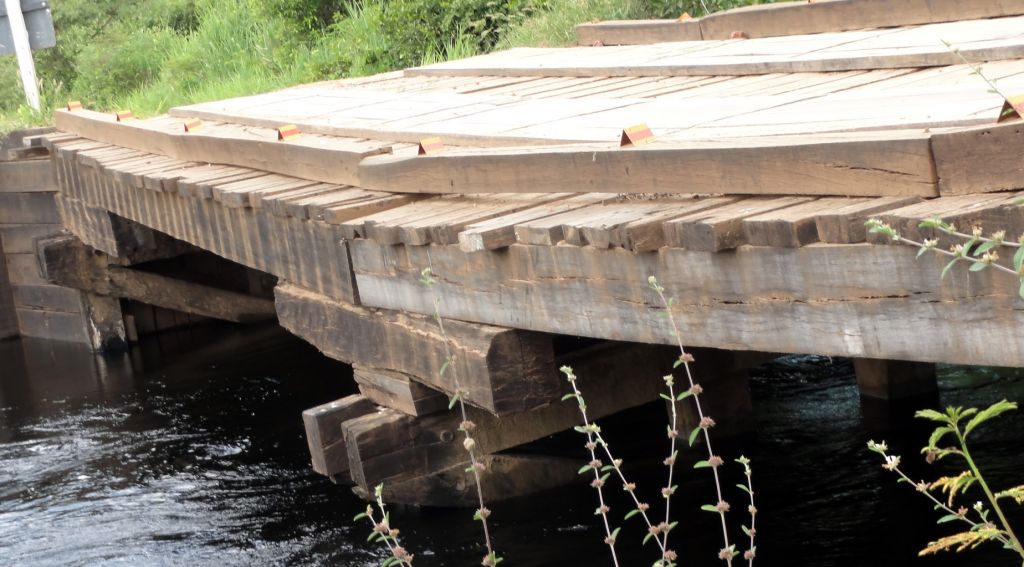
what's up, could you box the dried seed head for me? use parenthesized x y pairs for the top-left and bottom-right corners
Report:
(482, 555), (497, 567)
(477, 507), (491, 519)
(663, 549), (677, 561)
(392, 546), (413, 562)
(661, 487), (675, 498)
(667, 428), (679, 439)
(591, 478), (605, 489)
(598, 504), (610, 514)
(689, 384), (703, 396)
(744, 549), (755, 560)
(648, 525), (661, 536)
(460, 420), (476, 432)
(613, 458), (623, 467)
(699, 416), (716, 429)
(679, 353), (695, 363)
(972, 225), (984, 237)
(623, 482), (636, 492)
(473, 461), (487, 474)
(719, 547), (737, 560)
(639, 502), (650, 512)
(658, 521), (671, 534)
(590, 459), (602, 468)
(663, 455), (676, 466)
(708, 455), (724, 468)
(716, 500), (731, 513)
(463, 437), (476, 452)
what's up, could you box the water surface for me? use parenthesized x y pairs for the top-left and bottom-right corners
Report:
(1, 327), (1022, 566)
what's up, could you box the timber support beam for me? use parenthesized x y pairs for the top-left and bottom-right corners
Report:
(38, 234), (277, 324)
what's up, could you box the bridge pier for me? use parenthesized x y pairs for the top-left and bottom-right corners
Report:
(853, 358), (938, 401)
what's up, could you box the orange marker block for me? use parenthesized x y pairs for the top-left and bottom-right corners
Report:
(418, 136), (445, 155)
(114, 111), (134, 122)
(730, 30), (748, 39)
(678, 12), (692, 21)
(620, 124), (655, 147)
(183, 118), (204, 132)
(277, 124), (301, 141)
(997, 95), (1024, 123)
(66, 100), (83, 111)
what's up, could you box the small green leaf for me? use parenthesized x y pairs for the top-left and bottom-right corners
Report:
(610, 527), (621, 542)
(448, 393), (460, 410)
(676, 391), (692, 401)
(574, 425), (587, 434)
(578, 464), (594, 475)
(974, 241), (998, 256)
(937, 513), (961, 524)
(688, 426), (701, 447)
(353, 512), (368, 522)
(673, 359), (682, 368)
(624, 509), (641, 521)
(439, 359), (450, 377)
(941, 258), (958, 279)
(964, 400), (1018, 437)
(736, 484), (751, 495)
(916, 409), (949, 423)
(660, 393), (672, 402)
(694, 460), (711, 469)
(968, 261), (988, 272)
(1019, 278), (1024, 300)
(742, 525), (751, 536)
(700, 504), (719, 513)
(1014, 247), (1024, 271)
(917, 246), (929, 259)
(642, 531), (655, 546)
(561, 393), (577, 402)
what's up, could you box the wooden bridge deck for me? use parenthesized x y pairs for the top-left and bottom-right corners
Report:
(32, 0), (1024, 501)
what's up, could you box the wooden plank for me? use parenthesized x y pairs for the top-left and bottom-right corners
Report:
(39, 234), (277, 324)
(457, 194), (610, 252)
(620, 196), (742, 252)
(814, 196), (922, 243)
(350, 240), (1024, 368)
(10, 284), (83, 313)
(665, 196), (815, 251)
(320, 194), (423, 225)
(742, 198), (868, 248)
(873, 193), (1021, 244)
(0, 192), (58, 224)
(357, 132), (938, 198)
(54, 109), (393, 187)
(0, 223), (64, 253)
(54, 155), (358, 304)
(353, 366), (448, 417)
(302, 394), (377, 479)
(5, 253), (46, 286)
(15, 307), (89, 343)
(931, 122), (1024, 195)
(343, 342), (678, 489)
(0, 246), (17, 339)
(0, 159), (56, 192)
(698, 0), (1024, 40)
(274, 283), (559, 415)
(575, 19), (703, 46)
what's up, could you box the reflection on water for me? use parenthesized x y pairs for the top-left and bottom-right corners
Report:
(0, 328), (1022, 566)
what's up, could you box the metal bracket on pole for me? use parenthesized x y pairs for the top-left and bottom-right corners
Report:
(4, 0), (41, 110)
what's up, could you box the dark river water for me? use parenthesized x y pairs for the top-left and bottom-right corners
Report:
(1, 324), (1022, 567)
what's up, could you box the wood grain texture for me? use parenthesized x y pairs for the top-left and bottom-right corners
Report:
(40, 234), (277, 324)
(54, 109), (392, 187)
(931, 121), (1024, 195)
(0, 159), (56, 192)
(275, 283), (559, 415)
(357, 133), (938, 198)
(343, 342), (678, 489)
(353, 366), (448, 417)
(302, 394), (377, 479)
(350, 240), (1024, 368)
(574, 0), (1024, 44)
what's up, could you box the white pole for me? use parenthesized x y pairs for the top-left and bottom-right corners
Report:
(5, 0), (40, 111)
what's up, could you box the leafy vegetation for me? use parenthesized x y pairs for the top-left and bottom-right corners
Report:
(0, 0), (775, 134)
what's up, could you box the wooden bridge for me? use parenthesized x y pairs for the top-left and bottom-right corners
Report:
(11, 0), (1024, 505)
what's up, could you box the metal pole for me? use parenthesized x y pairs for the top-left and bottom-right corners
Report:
(5, 0), (40, 111)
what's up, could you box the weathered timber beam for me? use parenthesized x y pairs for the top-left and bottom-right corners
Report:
(275, 283), (558, 415)
(51, 149), (358, 304)
(350, 240), (1024, 368)
(53, 109), (390, 187)
(360, 454), (581, 507)
(39, 234), (276, 323)
(356, 133), (938, 197)
(354, 365), (448, 417)
(931, 122), (1024, 196)
(55, 194), (193, 262)
(302, 394), (378, 480)
(342, 343), (677, 490)
(575, 0), (1024, 45)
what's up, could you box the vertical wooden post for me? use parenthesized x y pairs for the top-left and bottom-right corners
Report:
(5, 0), (41, 111)
(853, 358), (937, 400)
